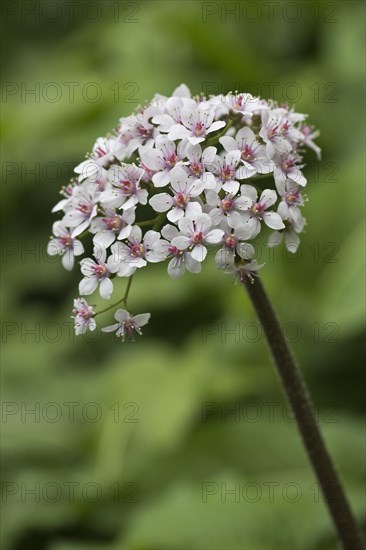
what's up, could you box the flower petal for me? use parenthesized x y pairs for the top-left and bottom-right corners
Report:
(100, 277), (113, 300)
(133, 313), (151, 327)
(240, 184), (257, 202)
(263, 211), (285, 230)
(191, 243), (207, 262)
(93, 230), (115, 249)
(260, 189), (277, 208)
(61, 251), (74, 271)
(219, 136), (238, 152)
(205, 229), (224, 244)
(171, 236), (191, 250)
(149, 193), (172, 212)
(79, 277), (98, 296)
(152, 170), (171, 188)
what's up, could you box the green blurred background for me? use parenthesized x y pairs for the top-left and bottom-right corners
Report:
(1, 1), (365, 549)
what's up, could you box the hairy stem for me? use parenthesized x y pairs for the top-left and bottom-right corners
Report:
(243, 276), (364, 550)
(95, 276), (133, 316)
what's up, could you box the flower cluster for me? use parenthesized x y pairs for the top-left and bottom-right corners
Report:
(48, 84), (320, 339)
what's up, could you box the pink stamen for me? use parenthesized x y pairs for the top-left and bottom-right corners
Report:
(221, 198), (234, 211)
(193, 121), (205, 137)
(251, 202), (265, 216)
(105, 216), (123, 231)
(241, 145), (253, 161)
(93, 264), (108, 278)
(225, 235), (236, 250)
(129, 242), (145, 257)
(192, 231), (204, 244)
(168, 246), (183, 257)
(174, 192), (188, 208)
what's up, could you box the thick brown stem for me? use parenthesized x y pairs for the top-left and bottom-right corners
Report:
(244, 276), (364, 550)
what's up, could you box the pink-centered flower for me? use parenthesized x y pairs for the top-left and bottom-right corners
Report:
(277, 181), (305, 227)
(215, 224), (254, 270)
(72, 298), (96, 335)
(74, 137), (124, 182)
(168, 104), (226, 145)
(47, 221), (84, 270)
(100, 164), (147, 210)
(225, 259), (265, 284)
(79, 249), (114, 299)
(183, 142), (217, 190)
(154, 224), (201, 279)
(206, 190), (252, 228)
(171, 213), (224, 262)
(149, 166), (204, 223)
(273, 153), (307, 192)
(240, 185), (285, 237)
(259, 110), (292, 159)
(220, 126), (274, 177)
(102, 309), (150, 341)
(139, 135), (186, 187)
(62, 187), (98, 238)
(90, 207), (135, 249)
(212, 151), (250, 194)
(226, 92), (268, 119)
(109, 226), (165, 277)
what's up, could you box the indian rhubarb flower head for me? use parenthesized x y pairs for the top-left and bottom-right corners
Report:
(48, 84), (320, 339)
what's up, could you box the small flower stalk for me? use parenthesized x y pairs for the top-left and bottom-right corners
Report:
(48, 84), (320, 338)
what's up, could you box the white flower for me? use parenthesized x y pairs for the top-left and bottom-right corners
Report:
(79, 249), (113, 299)
(117, 105), (159, 156)
(149, 166), (203, 223)
(299, 125), (321, 160)
(109, 226), (165, 276)
(184, 142), (217, 190)
(72, 298), (96, 335)
(240, 185), (285, 237)
(206, 190), (252, 228)
(47, 221), (84, 270)
(225, 259), (265, 283)
(226, 92), (268, 119)
(102, 309), (150, 341)
(215, 224), (255, 270)
(100, 164), (147, 209)
(152, 96), (196, 132)
(155, 224), (201, 279)
(139, 135), (186, 187)
(74, 137), (123, 182)
(152, 84), (195, 132)
(259, 110), (292, 159)
(279, 109), (306, 145)
(267, 214), (305, 253)
(90, 207), (135, 249)
(168, 104), (226, 144)
(277, 181), (305, 227)
(268, 189), (306, 253)
(62, 187), (98, 238)
(273, 153), (307, 192)
(212, 151), (249, 194)
(220, 126), (273, 177)
(81, 167), (111, 192)
(171, 213), (224, 262)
